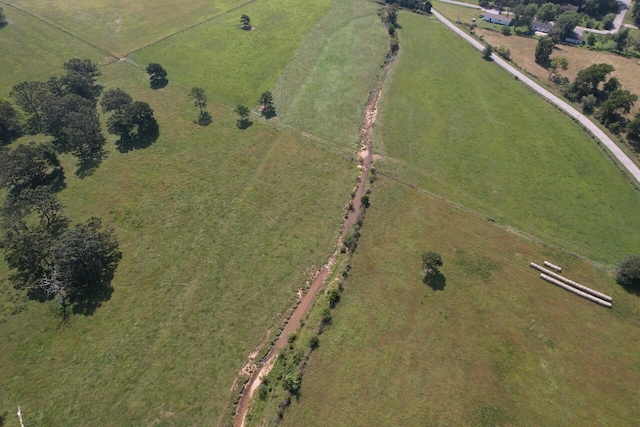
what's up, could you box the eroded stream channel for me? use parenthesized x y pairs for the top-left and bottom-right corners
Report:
(231, 53), (395, 427)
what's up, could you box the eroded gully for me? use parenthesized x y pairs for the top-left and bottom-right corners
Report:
(231, 53), (395, 427)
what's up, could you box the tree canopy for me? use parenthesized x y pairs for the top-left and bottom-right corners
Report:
(616, 255), (640, 290)
(49, 217), (121, 311)
(61, 58), (103, 101)
(549, 56), (568, 80)
(535, 36), (554, 64)
(235, 104), (251, 129)
(0, 143), (62, 194)
(145, 63), (168, 89)
(100, 88), (133, 113)
(633, 0), (640, 26)
(568, 63), (615, 99)
(259, 91), (276, 118)
(240, 14), (251, 29)
(422, 251), (443, 275)
(554, 11), (579, 40)
(106, 100), (158, 148)
(0, 99), (22, 143)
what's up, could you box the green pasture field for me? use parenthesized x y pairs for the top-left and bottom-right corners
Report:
(131, 0), (336, 107)
(4, 0), (248, 56)
(268, 0), (388, 150)
(283, 177), (640, 426)
(0, 61), (356, 425)
(374, 12), (640, 266)
(0, 6), (106, 98)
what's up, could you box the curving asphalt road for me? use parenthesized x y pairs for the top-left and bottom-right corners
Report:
(431, 8), (640, 184)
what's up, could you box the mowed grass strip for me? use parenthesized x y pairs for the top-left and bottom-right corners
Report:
(0, 62), (355, 425)
(131, 0), (336, 107)
(269, 0), (388, 150)
(375, 12), (640, 265)
(283, 177), (640, 427)
(5, 0), (249, 56)
(0, 6), (106, 98)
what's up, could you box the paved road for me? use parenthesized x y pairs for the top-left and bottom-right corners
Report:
(431, 8), (640, 184)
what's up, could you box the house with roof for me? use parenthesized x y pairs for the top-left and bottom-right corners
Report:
(483, 12), (512, 26)
(560, 3), (580, 12)
(530, 21), (553, 33)
(565, 32), (584, 44)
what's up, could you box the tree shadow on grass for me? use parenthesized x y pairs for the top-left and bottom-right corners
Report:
(197, 111), (212, 126)
(75, 149), (108, 179)
(423, 270), (447, 291)
(116, 126), (159, 153)
(237, 119), (253, 130)
(620, 283), (640, 297)
(71, 283), (114, 315)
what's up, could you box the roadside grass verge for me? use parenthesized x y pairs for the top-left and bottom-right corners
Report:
(374, 12), (640, 266)
(434, 2), (481, 25)
(0, 5), (106, 98)
(283, 177), (640, 426)
(0, 62), (355, 425)
(131, 0), (336, 107)
(268, 0), (388, 151)
(4, 0), (249, 56)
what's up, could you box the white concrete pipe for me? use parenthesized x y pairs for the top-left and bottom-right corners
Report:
(543, 261), (562, 272)
(539, 274), (611, 308)
(530, 263), (613, 302)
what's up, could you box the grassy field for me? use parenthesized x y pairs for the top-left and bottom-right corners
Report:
(4, 0), (248, 56)
(375, 12), (640, 266)
(283, 176), (640, 426)
(268, 0), (388, 150)
(0, 58), (356, 425)
(0, 6), (106, 98)
(131, 0), (336, 107)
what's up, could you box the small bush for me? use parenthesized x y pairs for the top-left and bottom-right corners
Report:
(496, 46), (511, 60)
(258, 383), (269, 400)
(327, 288), (341, 308)
(309, 335), (319, 349)
(283, 372), (301, 393)
(287, 333), (297, 344)
(321, 307), (332, 324)
(501, 26), (511, 36)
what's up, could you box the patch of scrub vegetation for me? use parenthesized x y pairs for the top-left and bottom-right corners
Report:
(5, 0), (249, 56)
(0, 61), (356, 425)
(131, 0), (336, 107)
(269, 0), (388, 151)
(282, 177), (640, 426)
(0, 6), (105, 98)
(375, 12), (640, 265)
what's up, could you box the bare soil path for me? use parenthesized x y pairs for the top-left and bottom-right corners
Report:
(231, 50), (395, 427)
